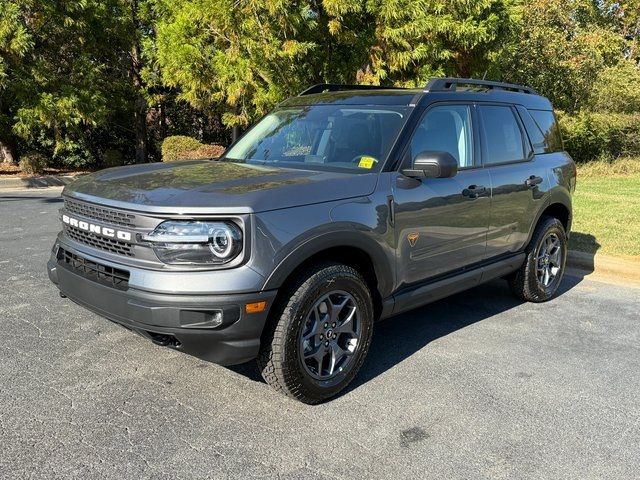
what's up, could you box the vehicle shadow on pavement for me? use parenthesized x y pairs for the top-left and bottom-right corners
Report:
(228, 275), (584, 392)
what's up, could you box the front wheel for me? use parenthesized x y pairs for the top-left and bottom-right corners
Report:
(257, 263), (374, 404)
(509, 216), (567, 302)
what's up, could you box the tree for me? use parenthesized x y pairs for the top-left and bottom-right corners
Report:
(0, 0), (32, 163)
(360, 0), (517, 86)
(0, 0), (133, 166)
(498, 0), (625, 112)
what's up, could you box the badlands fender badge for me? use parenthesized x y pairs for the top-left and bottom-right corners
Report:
(407, 232), (419, 247)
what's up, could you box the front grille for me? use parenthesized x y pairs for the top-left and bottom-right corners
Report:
(64, 198), (135, 227)
(57, 247), (130, 290)
(64, 225), (134, 257)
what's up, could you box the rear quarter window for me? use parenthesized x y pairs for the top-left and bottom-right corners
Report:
(520, 108), (563, 154)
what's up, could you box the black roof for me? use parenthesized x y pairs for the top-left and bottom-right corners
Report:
(280, 78), (553, 110)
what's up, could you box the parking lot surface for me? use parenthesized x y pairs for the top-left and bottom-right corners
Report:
(1, 189), (639, 479)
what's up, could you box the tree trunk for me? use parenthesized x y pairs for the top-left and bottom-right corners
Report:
(0, 138), (17, 164)
(130, 1), (148, 164)
(159, 99), (167, 140)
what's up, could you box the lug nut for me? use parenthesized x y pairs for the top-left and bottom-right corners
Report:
(324, 323), (329, 328)
(332, 322), (336, 328)
(320, 334), (324, 340)
(325, 341), (329, 346)
(333, 333), (337, 339)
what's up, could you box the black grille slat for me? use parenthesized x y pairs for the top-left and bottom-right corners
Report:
(64, 198), (135, 227)
(58, 248), (130, 290)
(64, 225), (134, 257)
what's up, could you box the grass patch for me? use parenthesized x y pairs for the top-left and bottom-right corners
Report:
(576, 156), (640, 178)
(570, 170), (640, 256)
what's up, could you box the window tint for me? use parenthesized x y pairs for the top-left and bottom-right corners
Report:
(410, 105), (474, 168)
(529, 109), (563, 153)
(479, 105), (527, 164)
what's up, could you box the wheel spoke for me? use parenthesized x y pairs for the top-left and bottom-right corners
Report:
(328, 295), (349, 323)
(302, 306), (323, 341)
(299, 290), (361, 381)
(549, 248), (561, 267)
(327, 344), (339, 376)
(335, 306), (356, 334)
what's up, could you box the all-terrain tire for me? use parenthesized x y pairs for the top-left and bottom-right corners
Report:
(508, 216), (567, 302)
(257, 262), (374, 404)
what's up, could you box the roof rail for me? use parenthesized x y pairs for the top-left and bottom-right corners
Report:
(298, 83), (404, 96)
(425, 77), (538, 95)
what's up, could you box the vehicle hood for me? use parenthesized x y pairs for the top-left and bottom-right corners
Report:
(64, 160), (378, 213)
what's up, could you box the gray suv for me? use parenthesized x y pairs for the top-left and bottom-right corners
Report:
(48, 78), (576, 403)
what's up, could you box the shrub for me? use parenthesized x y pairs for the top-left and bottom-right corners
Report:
(576, 156), (640, 178)
(589, 61), (640, 114)
(559, 112), (640, 162)
(191, 144), (226, 159)
(19, 152), (48, 175)
(162, 136), (226, 161)
(161, 135), (204, 161)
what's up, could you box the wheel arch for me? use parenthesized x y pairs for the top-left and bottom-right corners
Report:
(262, 232), (394, 319)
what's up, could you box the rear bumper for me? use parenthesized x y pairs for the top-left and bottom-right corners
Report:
(47, 250), (276, 366)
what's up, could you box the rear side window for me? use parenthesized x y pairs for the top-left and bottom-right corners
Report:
(479, 105), (528, 165)
(528, 109), (563, 153)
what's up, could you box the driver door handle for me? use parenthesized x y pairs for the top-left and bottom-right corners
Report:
(462, 185), (486, 199)
(525, 175), (543, 188)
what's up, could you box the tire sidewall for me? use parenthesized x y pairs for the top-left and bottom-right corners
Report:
(283, 270), (374, 400)
(528, 219), (567, 300)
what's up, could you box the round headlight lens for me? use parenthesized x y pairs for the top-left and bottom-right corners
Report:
(210, 227), (233, 258)
(142, 220), (243, 265)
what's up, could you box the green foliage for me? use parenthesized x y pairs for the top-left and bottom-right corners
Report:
(161, 135), (224, 161)
(589, 60), (640, 114)
(102, 149), (126, 168)
(498, 0), (625, 112)
(19, 152), (47, 175)
(162, 135), (203, 161)
(2, 0), (639, 170)
(560, 112), (640, 162)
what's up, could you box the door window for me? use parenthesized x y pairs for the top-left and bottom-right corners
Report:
(479, 105), (527, 164)
(410, 105), (474, 168)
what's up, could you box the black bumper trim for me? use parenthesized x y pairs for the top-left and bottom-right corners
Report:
(48, 259), (277, 365)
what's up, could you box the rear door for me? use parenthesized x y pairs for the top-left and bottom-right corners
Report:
(392, 103), (491, 287)
(477, 103), (549, 258)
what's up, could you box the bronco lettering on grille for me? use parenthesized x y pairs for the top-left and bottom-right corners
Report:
(62, 214), (132, 241)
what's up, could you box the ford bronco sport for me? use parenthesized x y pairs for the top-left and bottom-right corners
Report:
(48, 78), (576, 404)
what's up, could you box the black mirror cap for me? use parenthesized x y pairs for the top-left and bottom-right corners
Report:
(402, 151), (458, 179)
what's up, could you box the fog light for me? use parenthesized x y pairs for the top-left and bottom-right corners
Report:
(179, 310), (223, 329)
(245, 301), (268, 314)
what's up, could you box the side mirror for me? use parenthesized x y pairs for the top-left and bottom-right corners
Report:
(402, 151), (458, 179)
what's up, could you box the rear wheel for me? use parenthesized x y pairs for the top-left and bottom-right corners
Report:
(509, 216), (567, 302)
(257, 263), (374, 404)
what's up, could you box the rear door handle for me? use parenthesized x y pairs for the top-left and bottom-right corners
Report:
(462, 185), (486, 199)
(525, 175), (543, 188)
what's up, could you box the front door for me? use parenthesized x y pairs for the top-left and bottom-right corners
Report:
(392, 103), (491, 288)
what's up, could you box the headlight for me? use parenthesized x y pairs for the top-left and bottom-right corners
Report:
(142, 220), (243, 265)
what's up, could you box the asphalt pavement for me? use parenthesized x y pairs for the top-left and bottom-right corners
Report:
(1, 188), (639, 479)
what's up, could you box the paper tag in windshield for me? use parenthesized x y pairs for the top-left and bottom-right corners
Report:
(358, 156), (377, 169)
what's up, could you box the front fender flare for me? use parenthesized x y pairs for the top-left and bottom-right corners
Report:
(261, 229), (394, 298)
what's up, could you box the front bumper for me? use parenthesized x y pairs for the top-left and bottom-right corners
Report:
(47, 248), (277, 365)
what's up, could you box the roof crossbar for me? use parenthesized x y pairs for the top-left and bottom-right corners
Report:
(298, 83), (404, 96)
(425, 77), (538, 95)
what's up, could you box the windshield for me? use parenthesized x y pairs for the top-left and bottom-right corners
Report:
(223, 105), (410, 173)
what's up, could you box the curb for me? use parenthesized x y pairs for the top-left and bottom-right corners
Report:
(567, 250), (640, 283)
(0, 175), (76, 189)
